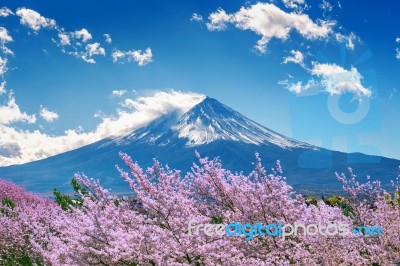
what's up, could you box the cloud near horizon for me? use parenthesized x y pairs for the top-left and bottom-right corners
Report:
(0, 91), (205, 166)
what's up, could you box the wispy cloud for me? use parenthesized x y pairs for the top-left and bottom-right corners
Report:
(103, 33), (112, 44)
(279, 78), (318, 94)
(112, 89), (127, 97)
(0, 27), (14, 55)
(40, 106), (59, 122)
(389, 88), (397, 100)
(191, 13), (203, 22)
(0, 7), (13, 17)
(112, 48), (152, 66)
(0, 56), (8, 76)
(281, 0), (306, 10)
(335, 32), (358, 50)
(282, 50), (305, 67)
(319, 0), (333, 12)
(0, 81), (6, 95)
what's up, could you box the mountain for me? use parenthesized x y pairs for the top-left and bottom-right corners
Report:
(0, 97), (398, 195)
(109, 97), (316, 149)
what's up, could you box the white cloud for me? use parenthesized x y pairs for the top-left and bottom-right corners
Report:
(66, 42), (106, 64)
(0, 7), (14, 17)
(281, 0), (305, 9)
(16, 8), (56, 31)
(310, 62), (347, 75)
(58, 32), (71, 46)
(0, 91), (36, 125)
(112, 89), (127, 97)
(73, 28), (92, 42)
(112, 48), (153, 66)
(320, 0), (333, 12)
(191, 13), (203, 22)
(0, 90), (205, 166)
(0, 81), (6, 94)
(282, 50), (305, 67)
(0, 27), (13, 43)
(0, 56), (8, 76)
(0, 27), (13, 55)
(78, 43), (105, 64)
(55, 29), (116, 64)
(86, 42), (105, 57)
(335, 32), (358, 50)
(281, 62), (371, 98)
(112, 50), (125, 61)
(103, 33), (112, 44)
(311, 63), (371, 97)
(397, 38), (400, 60)
(81, 57), (96, 64)
(0, 46), (13, 56)
(206, 3), (335, 53)
(279, 79), (318, 94)
(39, 106), (59, 122)
(314, 63), (371, 96)
(206, 8), (231, 31)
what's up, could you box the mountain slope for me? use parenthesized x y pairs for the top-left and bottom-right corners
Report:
(0, 97), (398, 195)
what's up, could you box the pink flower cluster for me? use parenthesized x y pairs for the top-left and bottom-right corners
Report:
(1, 152), (399, 265)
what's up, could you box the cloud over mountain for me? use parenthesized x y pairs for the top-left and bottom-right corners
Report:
(0, 91), (204, 166)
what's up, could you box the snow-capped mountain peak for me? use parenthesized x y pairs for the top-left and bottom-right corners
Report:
(115, 97), (316, 150)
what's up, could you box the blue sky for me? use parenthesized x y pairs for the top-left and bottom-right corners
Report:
(0, 0), (399, 165)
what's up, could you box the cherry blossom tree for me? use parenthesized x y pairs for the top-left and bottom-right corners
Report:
(0, 180), (58, 265)
(1, 153), (399, 265)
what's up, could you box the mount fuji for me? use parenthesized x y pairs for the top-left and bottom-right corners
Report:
(1, 97), (398, 195)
